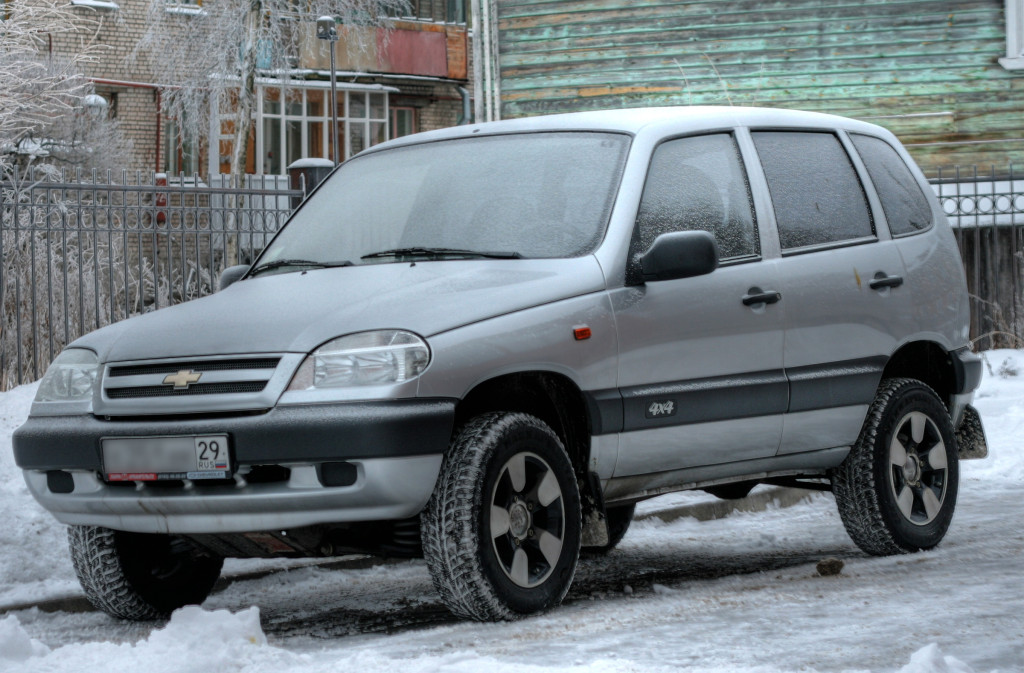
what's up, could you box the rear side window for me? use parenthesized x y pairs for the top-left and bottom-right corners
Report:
(851, 134), (933, 235)
(753, 131), (873, 250)
(634, 133), (759, 261)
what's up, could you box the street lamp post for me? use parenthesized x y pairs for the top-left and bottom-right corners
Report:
(316, 16), (340, 166)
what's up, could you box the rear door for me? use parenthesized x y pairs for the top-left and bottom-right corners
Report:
(611, 132), (786, 478)
(749, 130), (918, 455)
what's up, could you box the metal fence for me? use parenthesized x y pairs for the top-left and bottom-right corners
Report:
(2, 165), (1023, 390)
(931, 166), (1024, 352)
(0, 168), (303, 389)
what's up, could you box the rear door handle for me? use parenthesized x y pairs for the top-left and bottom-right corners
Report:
(742, 288), (782, 306)
(869, 274), (904, 290)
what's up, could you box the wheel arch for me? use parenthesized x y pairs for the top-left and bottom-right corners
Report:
(881, 340), (958, 408)
(453, 371), (593, 480)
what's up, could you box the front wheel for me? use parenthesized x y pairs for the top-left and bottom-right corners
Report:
(422, 412), (582, 621)
(68, 526), (223, 620)
(831, 378), (959, 556)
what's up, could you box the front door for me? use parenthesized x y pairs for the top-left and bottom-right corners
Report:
(611, 132), (786, 478)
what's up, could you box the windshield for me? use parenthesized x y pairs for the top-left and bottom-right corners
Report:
(256, 132), (630, 268)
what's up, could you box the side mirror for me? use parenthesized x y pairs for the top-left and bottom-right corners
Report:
(639, 231), (719, 282)
(218, 264), (250, 291)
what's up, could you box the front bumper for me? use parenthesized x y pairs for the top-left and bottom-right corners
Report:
(13, 399), (455, 534)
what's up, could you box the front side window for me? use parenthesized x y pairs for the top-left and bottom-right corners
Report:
(753, 131), (873, 251)
(851, 134), (933, 236)
(256, 132), (630, 267)
(633, 133), (759, 264)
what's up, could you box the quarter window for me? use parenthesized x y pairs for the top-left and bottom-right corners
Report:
(634, 134), (759, 264)
(753, 131), (873, 251)
(851, 134), (932, 236)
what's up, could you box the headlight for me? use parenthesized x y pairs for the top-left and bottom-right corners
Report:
(287, 330), (430, 391)
(35, 348), (99, 402)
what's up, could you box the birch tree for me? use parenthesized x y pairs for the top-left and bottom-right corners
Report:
(137, 0), (406, 182)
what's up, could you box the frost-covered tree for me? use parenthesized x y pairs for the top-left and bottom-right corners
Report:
(137, 0), (406, 181)
(0, 0), (107, 174)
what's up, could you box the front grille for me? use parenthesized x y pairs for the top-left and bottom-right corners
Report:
(103, 356), (282, 400)
(107, 381), (268, 398)
(109, 358), (279, 377)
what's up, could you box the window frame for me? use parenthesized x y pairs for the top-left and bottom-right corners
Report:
(849, 132), (935, 239)
(750, 129), (878, 257)
(627, 131), (762, 285)
(1002, 0), (1024, 70)
(390, 107), (417, 139)
(255, 84), (390, 176)
(388, 0), (466, 24)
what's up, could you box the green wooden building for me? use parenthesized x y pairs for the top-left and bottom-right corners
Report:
(473, 0), (1024, 173)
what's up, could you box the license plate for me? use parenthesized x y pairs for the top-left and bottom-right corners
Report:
(102, 435), (231, 481)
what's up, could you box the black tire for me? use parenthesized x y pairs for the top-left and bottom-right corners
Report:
(831, 378), (959, 556)
(68, 525), (223, 620)
(584, 503), (636, 555)
(422, 412), (582, 621)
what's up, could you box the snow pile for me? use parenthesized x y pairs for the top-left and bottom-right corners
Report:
(966, 349), (1024, 484)
(898, 644), (975, 673)
(0, 614), (50, 663)
(0, 382), (79, 605)
(2, 606), (298, 672)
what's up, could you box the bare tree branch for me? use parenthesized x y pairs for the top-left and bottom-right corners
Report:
(136, 0), (408, 182)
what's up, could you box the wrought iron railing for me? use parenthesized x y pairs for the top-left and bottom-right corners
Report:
(0, 168), (302, 388)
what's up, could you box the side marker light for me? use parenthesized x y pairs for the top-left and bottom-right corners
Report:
(573, 326), (592, 341)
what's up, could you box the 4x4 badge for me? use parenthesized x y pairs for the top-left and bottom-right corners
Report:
(646, 400), (676, 418)
(163, 370), (202, 389)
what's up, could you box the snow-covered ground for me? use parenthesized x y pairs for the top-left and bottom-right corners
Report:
(2, 352), (1023, 672)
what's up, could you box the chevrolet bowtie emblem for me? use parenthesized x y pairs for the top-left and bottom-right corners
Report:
(163, 370), (202, 389)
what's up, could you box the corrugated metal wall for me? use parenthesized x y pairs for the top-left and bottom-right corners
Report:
(495, 0), (1024, 172)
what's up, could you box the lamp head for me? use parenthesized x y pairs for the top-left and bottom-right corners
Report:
(316, 16), (337, 41)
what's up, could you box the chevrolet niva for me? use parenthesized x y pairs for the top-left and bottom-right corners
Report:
(14, 107), (988, 621)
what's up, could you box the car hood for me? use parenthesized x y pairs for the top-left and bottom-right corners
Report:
(74, 257), (607, 363)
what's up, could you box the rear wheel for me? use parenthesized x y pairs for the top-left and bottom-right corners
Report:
(68, 525), (223, 620)
(422, 412), (581, 620)
(831, 378), (959, 556)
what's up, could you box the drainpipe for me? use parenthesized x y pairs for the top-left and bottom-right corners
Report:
(154, 88), (161, 173)
(457, 86), (473, 125)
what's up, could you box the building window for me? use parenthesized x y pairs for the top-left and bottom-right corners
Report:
(389, 0), (464, 23)
(164, 0), (203, 15)
(390, 107), (416, 138)
(1002, 0), (1024, 69)
(258, 86), (389, 175)
(165, 118), (200, 176)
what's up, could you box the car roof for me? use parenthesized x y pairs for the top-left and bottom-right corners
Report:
(368, 106), (895, 153)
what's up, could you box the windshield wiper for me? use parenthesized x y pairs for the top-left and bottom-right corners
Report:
(360, 247), (522, 261)
(248, 258), (353, 277)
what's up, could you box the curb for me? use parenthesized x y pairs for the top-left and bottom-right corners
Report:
(0, 487), (817, 615)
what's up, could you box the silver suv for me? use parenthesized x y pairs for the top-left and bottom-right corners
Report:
(13, 107), (987, 622)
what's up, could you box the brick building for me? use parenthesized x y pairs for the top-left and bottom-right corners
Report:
(55, 0), (470, 177)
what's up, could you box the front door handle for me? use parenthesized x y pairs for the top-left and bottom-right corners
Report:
(869, 274), (904, 290)
(742, 288), (782, 306)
